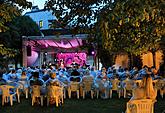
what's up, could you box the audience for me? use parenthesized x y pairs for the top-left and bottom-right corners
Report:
(30, 72), (44, 86)
(0, 63), (164, 102)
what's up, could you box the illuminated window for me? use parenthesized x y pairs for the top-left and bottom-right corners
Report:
(39, 20), (43, 28)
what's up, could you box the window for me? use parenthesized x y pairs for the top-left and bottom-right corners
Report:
(39, 20), (43, 28)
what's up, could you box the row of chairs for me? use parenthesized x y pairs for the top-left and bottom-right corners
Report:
(0, 84), (156, 113)
(31, 85), (64, 107)
(0, 84), (64, 107)
(0, 78), (164, 107)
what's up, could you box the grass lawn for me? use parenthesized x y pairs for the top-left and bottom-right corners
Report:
(0, 94), (164, 113)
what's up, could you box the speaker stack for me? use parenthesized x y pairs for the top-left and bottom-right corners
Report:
(27, 45), (31, 56)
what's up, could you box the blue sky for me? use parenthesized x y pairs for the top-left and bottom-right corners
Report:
(23, 0), (46, 13)
(28, 0), (46, 9)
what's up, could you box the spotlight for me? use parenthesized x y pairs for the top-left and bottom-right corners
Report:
(45, 52), (48, 55)
(91, 51), (95, 55)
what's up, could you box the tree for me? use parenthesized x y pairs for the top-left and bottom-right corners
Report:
(160, 36), (165, 62)
(0, 16), (40, 68)
(45, 0), (112, 33)
(0, 0), (32, 32)
(102, 0), (164, 68)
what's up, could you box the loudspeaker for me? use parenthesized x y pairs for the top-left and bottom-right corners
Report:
(27, 46), (31, 56)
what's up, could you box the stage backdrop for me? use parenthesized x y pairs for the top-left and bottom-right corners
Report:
(57, 52), (87, 67)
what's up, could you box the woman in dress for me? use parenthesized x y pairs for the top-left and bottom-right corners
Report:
(130, 73), (157, 101)
(145, 74), (157, 101)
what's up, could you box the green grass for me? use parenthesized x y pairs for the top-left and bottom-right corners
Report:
(0, 95), (164, 113)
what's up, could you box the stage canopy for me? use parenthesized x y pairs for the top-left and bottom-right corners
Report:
(23, 34), (88, 52)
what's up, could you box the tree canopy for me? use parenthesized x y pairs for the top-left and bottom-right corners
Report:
(45, 0), (164, 52)
(0, 0), (32, 32)
(0, 16), (40, 49)
(0, 15), (40, 68)
(45, 0), (112, 33)
(101, 0), (165, 55)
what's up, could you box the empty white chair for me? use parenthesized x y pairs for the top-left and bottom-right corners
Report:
(126, 99), (155, 113)
(68, 82), (80, 99)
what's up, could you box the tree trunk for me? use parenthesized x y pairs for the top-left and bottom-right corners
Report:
(151, 51), (156, 68)
(163, 50), (165, 64)
(14, 57), (18, 69)
(128, 52), (133, 70)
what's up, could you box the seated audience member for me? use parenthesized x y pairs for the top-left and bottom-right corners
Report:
(94, 73), (103, 91)
(8, 69), (19, 82)
(82, 70), (94, 82)
(122, 75), (134, 88)
(16, 69), (22, 79)
(71, 68), (80, 76)
(46, 72), (63, 104)
(138, 65), (149, 78)
(94, 72), (109, 99)
(30, 72), (44, 86)
(69, 69), (81, 82)
(90, 67), (97, 78)
(46, 72), (62, 86)
(19, 71), (28, 80)
(101, 67), (107, 77)
(58, 71), (69, 85)
(117, 66), (124, 73)
(119, 68), (130, 80)
(130, 67), (138, 78)
(18, 71), (28, 88)
(42, 69), (51, 82)
(0, 70), (7, 85)
(107, 67), (113, 79)
(130, 82), (146, 100)
(2, 68), (8, 81)
(69, 76), (82, 82)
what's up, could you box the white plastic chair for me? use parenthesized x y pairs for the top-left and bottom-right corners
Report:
(68, 82), (80, 99)
(82, 81), (94, 99)
(0, 85), (17, 106)
(7, 82), (21, 103)
(126, 99), (155, 113)
(47, 86), (64, 107)
(109, 78), (121, 98)
(122, 79), (134, 98)
(31, 85), (43, 106)
(157, 79), (165, 98)
(18, 80), (29, 99)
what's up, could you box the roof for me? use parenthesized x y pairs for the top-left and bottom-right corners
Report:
(24, 9), (47, 15)
(22, 34), (88, 51)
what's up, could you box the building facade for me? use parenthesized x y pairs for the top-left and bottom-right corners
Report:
(25, 6), (57, 30)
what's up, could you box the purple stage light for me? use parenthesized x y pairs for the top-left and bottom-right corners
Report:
(91, 51), (95, 55)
